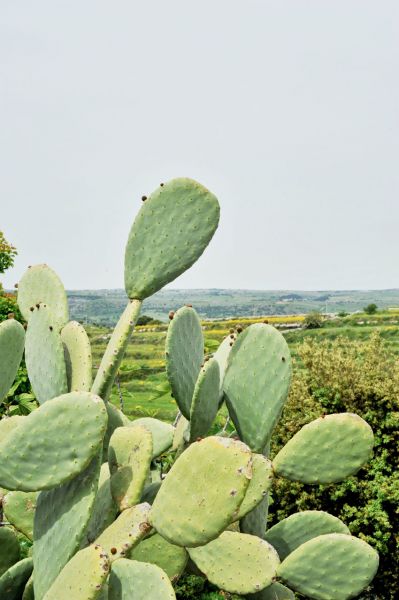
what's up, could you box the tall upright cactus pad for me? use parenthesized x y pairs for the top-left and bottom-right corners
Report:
(108, 425), (153, 511)
(150, 437), (252, 547)
(189, 357), (220, 442)
(33, 455), (101, 600)
(61, 321), (92, 391)
(95, 503), (151, 562)
(131, 418), (175, 458)
(42, 545), (109, 600)
(0, 527), (20, 576)
(277, 534), (379, 600)
(124, 178), (220, 300)
(273, 413), (374, 484)
(91, 299), (142, 401)
(3, 491), (38, 540)
(235, 454), (273, 520)
(213, 332), (235, 404)
(0, 392), (107, 491)
(165, 305), (204, 419)
(109, 559), (176, 600)
(17, 264), (69, 330)
(22, 576), (35, 600)
(224, 324), (292, 452)
(0, 558), (33, 600)
(0, 319), (25, 402)
(264, 511), (350, 560)
(25, 304), (68, 404)
(130, 533), (188, 582)
(188, 531), (280, 595)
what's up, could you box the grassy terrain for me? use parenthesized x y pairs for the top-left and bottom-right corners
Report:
(88, 309), (399, 422)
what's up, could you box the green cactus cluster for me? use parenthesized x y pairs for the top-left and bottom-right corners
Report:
(0, 177), (379, 599)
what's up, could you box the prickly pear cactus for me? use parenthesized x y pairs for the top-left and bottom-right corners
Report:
(0, 176), (379, 599)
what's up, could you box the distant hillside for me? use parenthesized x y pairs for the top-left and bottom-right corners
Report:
(67, 288), (399, 326)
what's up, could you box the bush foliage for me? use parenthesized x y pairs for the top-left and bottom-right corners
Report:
(270, 333), (399, 599)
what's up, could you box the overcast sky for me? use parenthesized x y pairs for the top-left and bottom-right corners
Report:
(1, 1), (398, 291)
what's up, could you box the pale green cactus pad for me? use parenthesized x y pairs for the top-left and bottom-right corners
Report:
(3, 491), (38, 540)
(149, 436), (252, 547)
(95, 503), (151, 562)
(109, 559), (176, 600)
(0, 415), (24, 442)
(273, 413), (374, 484)
(131, 418), (175, 458)
(124, 178), (220, 300)
(103, 402), (131, 454)
(92, 299), (142, 400)
(172, 414), (190, 451)
(140, 481), (162, 505)
(224, 324), (292, 452)
(165, 305), (204, 419)
(277, 533), (379, 600)
(213, 332), (235, 404)
(22, 576), (35, 600)
(0, 558), (33, 600)
(188, 531), (280, 595)
(265, 511), (350, 560)
(189, 357), (220, 442)
(130, 532), (188, 582)
(240, 494), (270, 538)
(0, 319), (25, 402)
(0, 527), (20, 576)
(25, 304), (68, 404)
(108, 425), (153, 511)
(61, 321), (92, 391)
(0, 392), (107, 491)
(236, 454), (273, 520)
(33, 454), (101, 600)
(18, 264), (69, 330)
(42, 545), (109, 600)
(84, 463), (119, 545)
(249, 582), (295, 599)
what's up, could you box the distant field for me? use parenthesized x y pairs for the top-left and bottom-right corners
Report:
(88, 309), (399, 422)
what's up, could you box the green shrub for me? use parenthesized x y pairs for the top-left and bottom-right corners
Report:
(270, 333), (399, 599)
(303, 311), (324, 329)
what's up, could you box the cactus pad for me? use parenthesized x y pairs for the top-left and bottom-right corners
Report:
(213, 332), (235, 404)
(236, 454), (273, 520)
(18, 264), (68, 330)
(188, 531), (280, 595)
(22, 576), (35, 600)
(265, 511), (350, 560)
(42, 544), (109, 600)
(33, 454), (101, 600)
(189, 357), (220, 441)
(61, 321), (92, 391)
(3, 491), (38, 540)
(130, 417), (174, 458)
(124, 178), (220, 300)
(84, 463), (119, 545)
(0, 415), (24, 442)
(130, 533), (188, 582)
(165, 305), (204, 419)
(0, 319), (25, 402)
(108, 425), (153, 511)
(0, 392), (107, 491)
(249, 582), (295, 599)
(149, 436), (252, 547)
(92, 299), (142, 400)
(109, 558), (176, 600)
(277, 533), (379, 600)
(95, 502), (151, 562)
(25, 304), (68, 404)
(224, 324), (291, 452)
(0, 558), (33, 600)
(273, 413), (374, 484)
(0, 527), (20, 576)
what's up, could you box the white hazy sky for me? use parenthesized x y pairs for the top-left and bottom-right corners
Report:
(1, 1), (398, 291)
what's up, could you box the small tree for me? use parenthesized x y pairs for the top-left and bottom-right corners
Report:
(0, 231), (17, 275)
(364, 303), (378, 315)
(303, 311), (324, 329)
